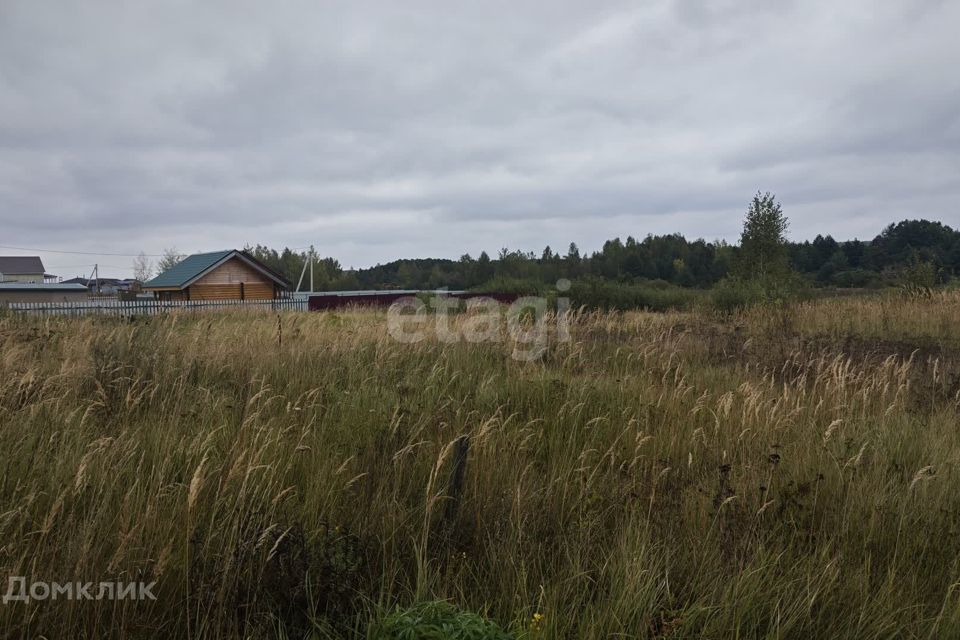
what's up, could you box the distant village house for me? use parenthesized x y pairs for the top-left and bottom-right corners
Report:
(0, 282), (88, 303)
(61, 277), (140, 296)
(0, 256), (88, 303)
(0, 256), (56, 283)
(143, 250), (290, 300)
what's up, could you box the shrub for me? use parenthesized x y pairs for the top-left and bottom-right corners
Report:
(830, 268), (881, 288)
(370, 602), (513, 640)
(900, 260), (938, 297)
(568, 277), (700, 312)
(708, 277), (765, 313)
(472, 277), (545, 296)
(709, 275), (810, 313)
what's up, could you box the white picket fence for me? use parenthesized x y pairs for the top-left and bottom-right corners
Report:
(3, 297), (308, 317)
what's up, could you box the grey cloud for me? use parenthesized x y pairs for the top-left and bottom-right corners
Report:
(1, 0), (958, 277)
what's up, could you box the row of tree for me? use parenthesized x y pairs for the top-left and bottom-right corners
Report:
(135, 201), (959, 293)
(236, 216), (958, 292)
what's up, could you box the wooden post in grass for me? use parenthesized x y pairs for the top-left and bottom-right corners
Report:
(443, 435), (470, 532)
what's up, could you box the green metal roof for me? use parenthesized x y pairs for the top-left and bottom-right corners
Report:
(143, 250), (234, 289)
(143, 250), (291, 290)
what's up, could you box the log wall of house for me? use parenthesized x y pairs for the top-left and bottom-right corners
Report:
(188, 284), (243, 300)
(188, 257), (276, 300)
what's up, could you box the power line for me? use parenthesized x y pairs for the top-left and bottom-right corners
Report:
(2, 243), (320, 259)
(47, 264), (132, 270)
(0, 244), (165, 257)
(44, 263), (100, 269)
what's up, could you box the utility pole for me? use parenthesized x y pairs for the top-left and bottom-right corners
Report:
(86, 264), (100, 296)
(295, 247), (316, 294)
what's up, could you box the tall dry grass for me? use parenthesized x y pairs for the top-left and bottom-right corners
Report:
(0, 297), (958, 638)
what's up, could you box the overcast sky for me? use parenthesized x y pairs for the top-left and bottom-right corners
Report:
(1, 0), (959, 278)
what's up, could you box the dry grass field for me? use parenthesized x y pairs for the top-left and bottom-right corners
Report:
(1, 292), (959, 638)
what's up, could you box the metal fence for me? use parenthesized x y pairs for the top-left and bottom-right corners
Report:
(3, 297), (308, 317)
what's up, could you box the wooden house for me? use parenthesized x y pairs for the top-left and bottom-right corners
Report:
(142, 250), (290, 301)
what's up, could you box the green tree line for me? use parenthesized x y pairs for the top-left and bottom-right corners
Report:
(244, 217), (960, 293)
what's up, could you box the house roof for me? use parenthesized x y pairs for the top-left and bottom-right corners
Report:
(0, 256), (46, 275)
(61, 277), (128, 286)
(0, 283), (87, 291)
(143, 250), (290, 290)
